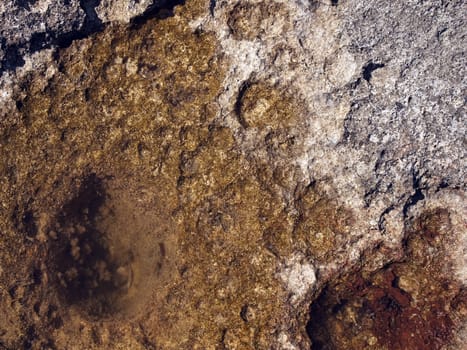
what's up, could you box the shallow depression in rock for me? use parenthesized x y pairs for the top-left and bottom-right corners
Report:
(47, 173), (177, 320)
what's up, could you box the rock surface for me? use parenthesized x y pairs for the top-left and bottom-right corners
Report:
(0, 0), (465, 349)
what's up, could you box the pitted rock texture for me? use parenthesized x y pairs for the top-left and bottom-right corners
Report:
(0, 0), (465, 349)
(0, 0), (180, 73)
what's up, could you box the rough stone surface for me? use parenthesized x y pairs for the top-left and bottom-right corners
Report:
(95, 0), (156, 23)
(0, 0), (465, 349)
(0, 0), (178, 74)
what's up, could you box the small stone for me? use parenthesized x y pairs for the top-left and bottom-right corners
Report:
(368, 336), (378, 346)
(114, 265), (132, 289)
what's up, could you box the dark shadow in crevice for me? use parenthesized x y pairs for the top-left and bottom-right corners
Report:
(402, 169), (426, 218)
(15, 0), (38, 11)
(1, 43), (25, 72)
(234, 80), (252, 128)
(130, 0), (186, 29)
(306, 285), (335, 350)
(1, 0), (103, 74)
(209, 0), (216, 16)
(80, 0), (104, 35)
(362, 61), (385, 82)
(1, 0), (186, 74)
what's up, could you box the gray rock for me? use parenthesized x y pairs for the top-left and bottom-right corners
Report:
(340, 0), (466, 209)
(0, 0), (180, 73)
(0, 0), (85, 71)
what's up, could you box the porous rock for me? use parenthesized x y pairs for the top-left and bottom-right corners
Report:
(0, 0), (465, 349)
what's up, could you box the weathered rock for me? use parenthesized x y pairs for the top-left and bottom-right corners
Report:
(0, 0), (180, 74)
(1, 0), (85, 73)
(0, 0), (465, 349)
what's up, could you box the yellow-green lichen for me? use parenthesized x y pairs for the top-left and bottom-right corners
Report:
(0, 1), (352, 348)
